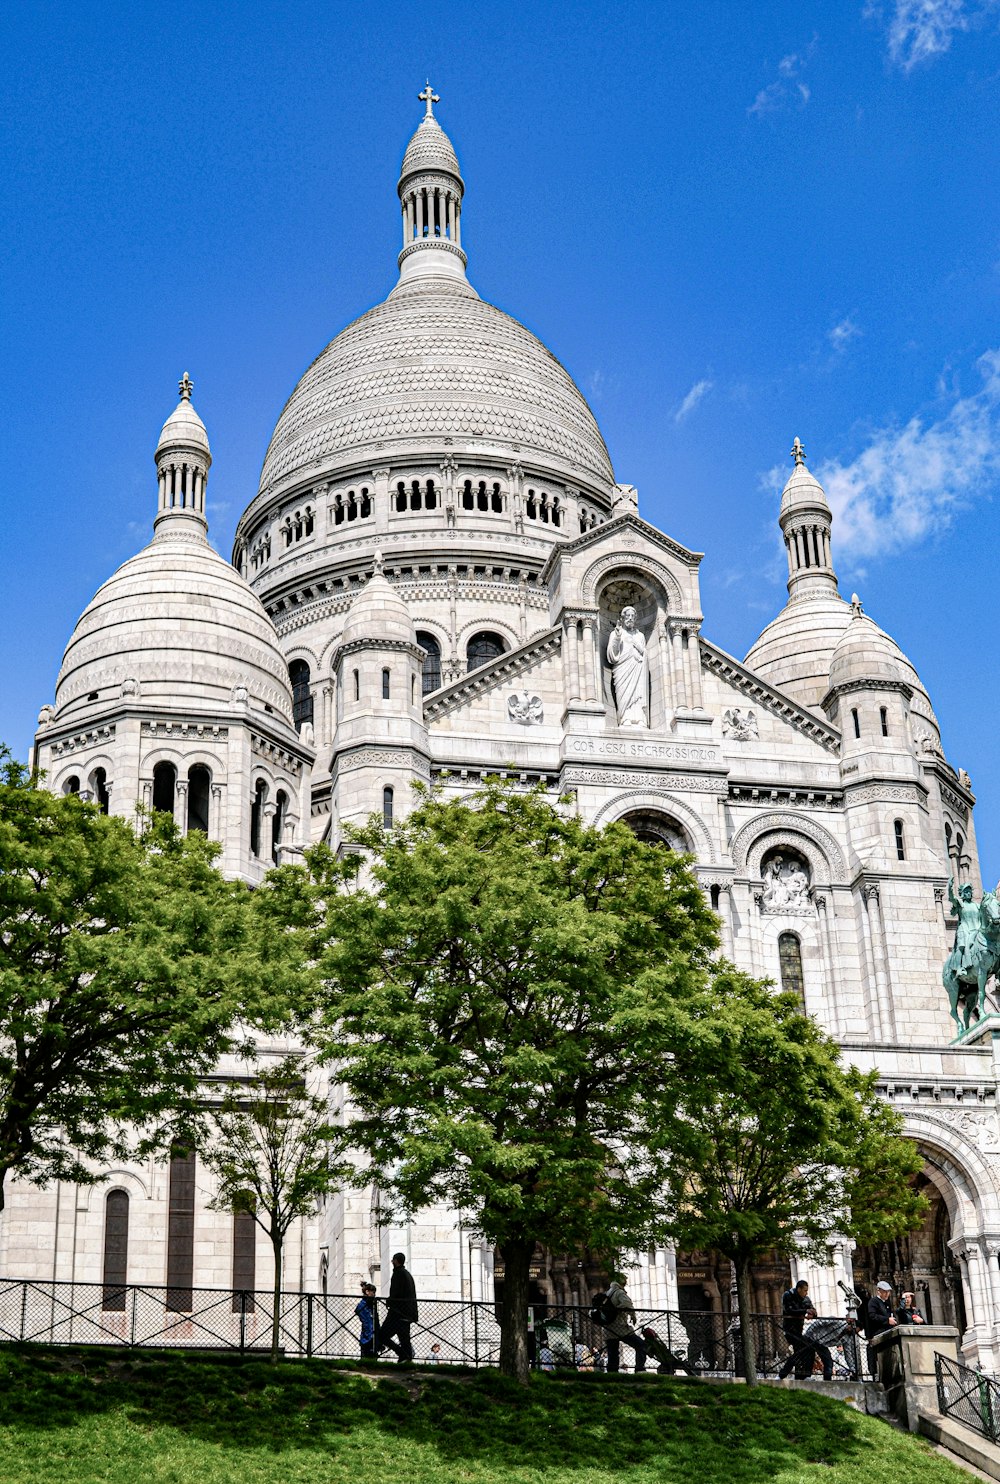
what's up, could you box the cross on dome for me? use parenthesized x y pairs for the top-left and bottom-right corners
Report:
(179, 372), (194, 402)
(790, 436), (807, 466)
(419, 82), (439, 118)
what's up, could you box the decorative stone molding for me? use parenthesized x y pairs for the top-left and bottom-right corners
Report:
(250, 734), (304, 776)
(846, 781), (927, 808)
(579, 550), (685, 611)
(588, 789), (717, 862)
(927, 1106), (1000, 1155)
(939, 780), (971, 821)
(563, 767), (726, 795)
(142, 721), (229, 741)
(335, 747), (430, 776)
(730, 812), (846, 878)
(700, 642), (841, 754)
(50, 724), (116, 757)
(728, 785), (842, 809)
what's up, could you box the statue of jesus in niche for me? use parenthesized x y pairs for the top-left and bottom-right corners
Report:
(606, 606), (649, 727)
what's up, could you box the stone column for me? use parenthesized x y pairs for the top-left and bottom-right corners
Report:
(657, 618), (673, 720)
(210, 783), (223, 841)
(565, 616), (581, 703)
(174, 778), (188, 836)
(416, 189), (424, 239)
(862, 883), (896, 1040)
(581, 618), (599, 705)
(668, 622), (689, 708)
(815, 893), (841, 1037)
(714, 882), (734, 957)
(322, 683), (334, 746)
(686, 626), (704, 708)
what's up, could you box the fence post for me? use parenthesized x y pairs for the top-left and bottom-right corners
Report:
(473, 1300), (479, 1368)
(239, 1290), (247, 1355)
(306, 1294), (314, 1359)
(19, 1282), (28, 1342)
(130, 1286), (137, 1348)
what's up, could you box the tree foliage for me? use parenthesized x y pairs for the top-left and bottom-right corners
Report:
(0, 749), (268, 1210)
(663, 974), (928, 1384)
(200, 1057), (341, 1361)
(303, 779), (720, 1379)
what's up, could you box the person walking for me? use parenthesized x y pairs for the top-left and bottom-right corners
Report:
(355, 1282), (377, 1360)
(591, 1277), (647, 1373)
(377, 1252), (418, 1363)
(777, 1280), (816, 1380)
(799, 1315), (861, 1380)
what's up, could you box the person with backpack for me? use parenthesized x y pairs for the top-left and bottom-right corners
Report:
(589, 1277), (647, 1373)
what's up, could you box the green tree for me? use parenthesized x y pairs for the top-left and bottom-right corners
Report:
(200, 1058), (340, 1362)
(0, 748), (267, 1214)
(663, 973), (928, 1386)
(304, 779), (720, 1381)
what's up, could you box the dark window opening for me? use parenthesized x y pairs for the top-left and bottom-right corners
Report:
(383, 786), (394, 828)
(102, 1190), (129, 1311)
(778, 932), (805, 1009)
(232, 1208), (256, 1311)
(250, 779), (267, 858)
(166, 1150), (196, 1312)
(851, 708), (861, 739)
(289, 659), (313, 732)
(382, 668), (391, 700)
(462, 479), (474, 510)
(353, 669), (360, 701)
(467, 631), (505, 672)
(272, 789), (288, 865)
(152, 761), (176, 815)
(92, 768), (110, 814)
(880, 706), (889, 737)
(417, 632), (441, 694)
(895, 820), (906, 861)
(187, 765), (211, 834)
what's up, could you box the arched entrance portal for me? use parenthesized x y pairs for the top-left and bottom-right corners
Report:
(853, 1171), (966, 1330)
(620, 809), (689, 853)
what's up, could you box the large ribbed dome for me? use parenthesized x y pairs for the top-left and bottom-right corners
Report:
(54, 529), (296, 727)
(257, 280), (615, 496)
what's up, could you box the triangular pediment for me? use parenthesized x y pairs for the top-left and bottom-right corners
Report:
(701, 638), (841, 753)
(424, 626), (561, 723)
(540, 511), (703, 583)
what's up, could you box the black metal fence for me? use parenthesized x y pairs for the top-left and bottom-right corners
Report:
(0, 1277), (861, 1377)
(936, 1350), (1000, 1442)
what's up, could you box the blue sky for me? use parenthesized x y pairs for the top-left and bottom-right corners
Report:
(3, 0), (1000, 875)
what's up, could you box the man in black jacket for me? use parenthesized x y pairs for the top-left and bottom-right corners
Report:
(777, 1280), (816, 1380)
(377, 1252), (418, 1363)
(864, 1279), (896, 1377)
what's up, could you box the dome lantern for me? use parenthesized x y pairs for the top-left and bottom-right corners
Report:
(778, 437), (839, 602)
(154, 372), (212, 537)
(395, 84), (468, 289)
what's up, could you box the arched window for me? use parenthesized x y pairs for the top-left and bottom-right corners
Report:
(187, 765), (211, 834)
(232, 1207), (256, 1312)
(417, 632), (441, 694)
(382, 668), (391, 700)
(102, 1190), (129, 1311)
(383, 787), (394, 828)
(152, 761), (176, 815)
(620, 809), (688, 853)
(894, 819), (906, 861)
(250, 779), (267, 858)
(91, 768), (110, 815)
(880, 706), (889, 737)
(851, 708), (861, 739)
(289, 659), (313, 732)
(272, 789), (288, 865)
(778, 932), (805, 1008)
(467, 631), (505, 672)
(353, 669), (360, 701)
(63, 775), (80, 795)
(166, 1149), (195, 1313)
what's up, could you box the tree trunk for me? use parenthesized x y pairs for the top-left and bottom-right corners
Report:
(498, 1238), (534, 1382)
(271, 1233), (283, 1364)
(735, 1257), (758, 1387)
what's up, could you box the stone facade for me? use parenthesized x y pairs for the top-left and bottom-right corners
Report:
(5, 96), (999, 1367)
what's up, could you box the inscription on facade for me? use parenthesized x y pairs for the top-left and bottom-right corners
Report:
(569, 738), (718, 762)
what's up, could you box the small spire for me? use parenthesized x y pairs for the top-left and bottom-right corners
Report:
(850, 592), (864, 617)
(418, 81), (439, 119)
(790, 436), (807, 467)
(179, 371), (194, 403)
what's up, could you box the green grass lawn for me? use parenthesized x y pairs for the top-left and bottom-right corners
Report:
(0, 1348), (973, 1484)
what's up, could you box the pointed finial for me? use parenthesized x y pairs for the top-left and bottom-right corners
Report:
(372, 549), (385, 577)
(850, 592), (864, 617)
(179, 371), (194, 402)
(418, 81), (439, 119)
(790, 436), (807, 467)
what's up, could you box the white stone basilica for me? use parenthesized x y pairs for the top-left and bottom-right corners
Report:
(8, 91), (1000, 1366)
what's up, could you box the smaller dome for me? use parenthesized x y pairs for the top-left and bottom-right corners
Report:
(340, 553), (417, 649)
(399, 115), (462, 185)
(828, 598), (906, 691)
(156, 374), (210, 458)
(780, 461), (829, 518)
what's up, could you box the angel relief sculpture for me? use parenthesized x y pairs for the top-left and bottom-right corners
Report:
(759, 851), (813, 915)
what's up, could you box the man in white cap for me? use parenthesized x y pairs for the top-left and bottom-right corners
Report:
(865, 1280), (896, 1378)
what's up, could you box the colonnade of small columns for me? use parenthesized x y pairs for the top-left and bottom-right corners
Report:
(401, 184), (461, 246)
(784, 520), (832, 575)
(157, 461), (207, 515)
(561, 611), (704, 713)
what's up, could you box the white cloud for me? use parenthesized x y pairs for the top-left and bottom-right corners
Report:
(674, 379), (713, 423)
(871, 0), (997, 71)
(748, 82), (785, 116)
(816, 349), (1000, 554)
(829, 316), (862, 351)
(749, 35), (817, 113)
